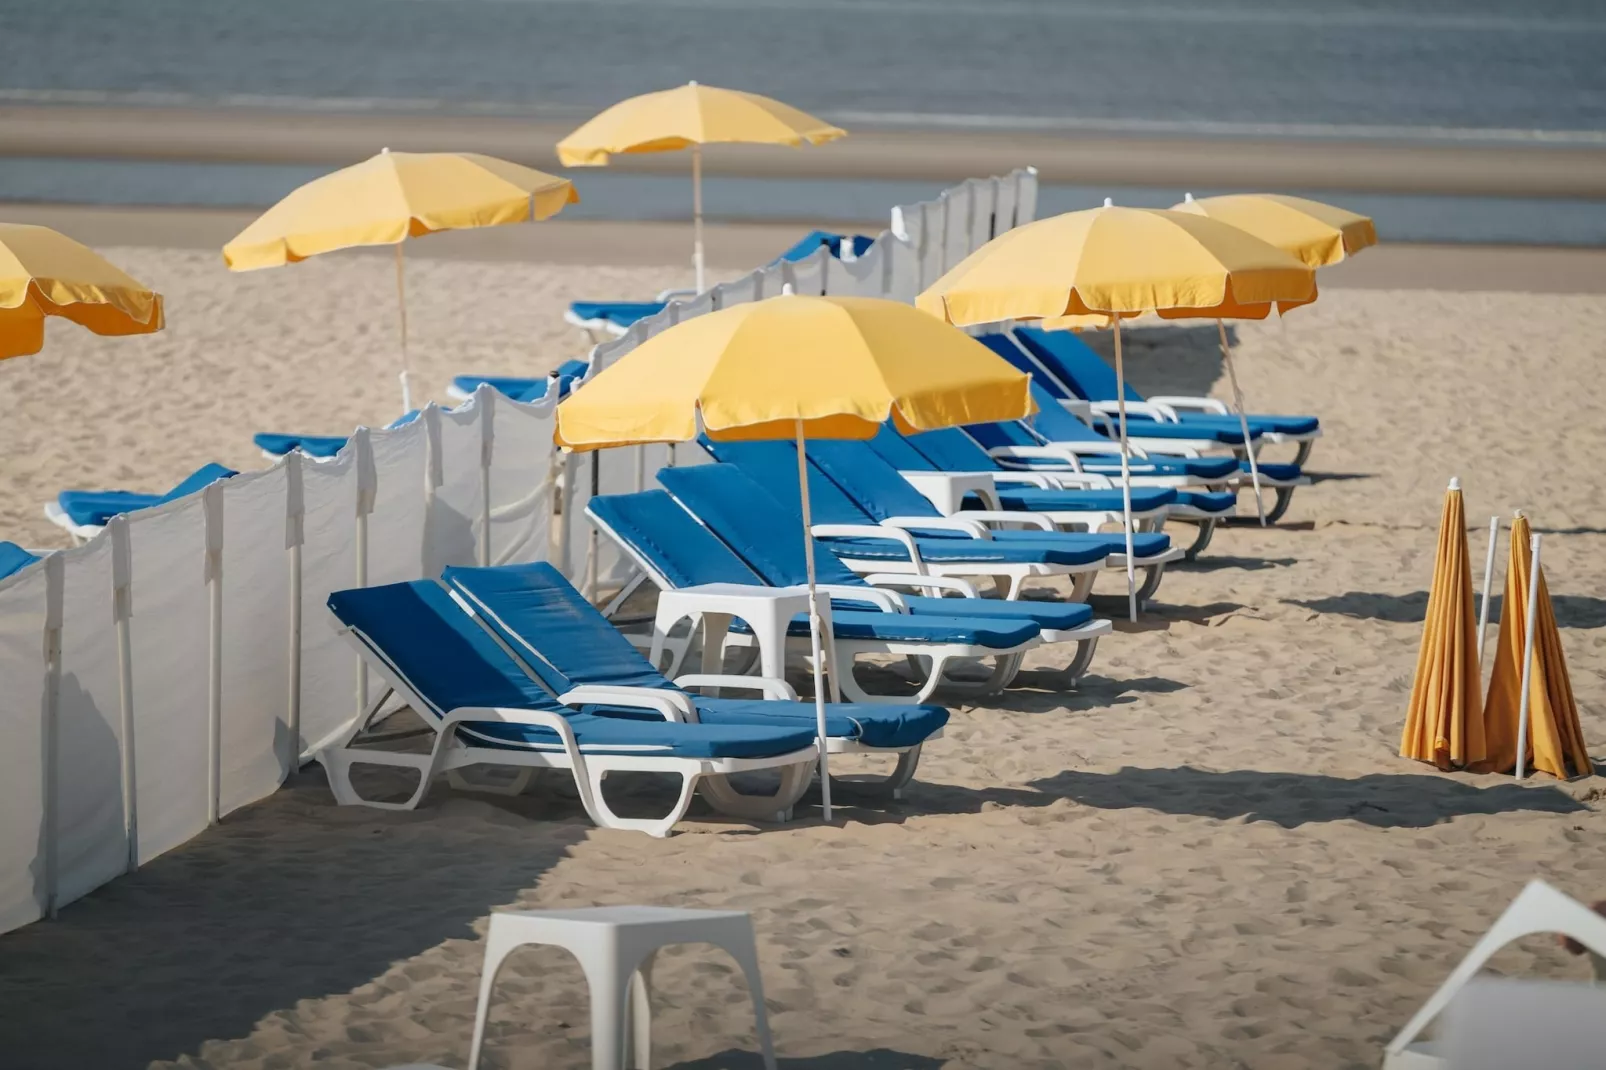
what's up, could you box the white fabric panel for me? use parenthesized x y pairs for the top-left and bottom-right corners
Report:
(919, 200), (946, 289)
(425, 401), (488, 577)
(890, 201), (920, 246)
(677, 289), (715, 322)
(217, 465), (292, 817)
(488, 392), (556, 568)
(754, 263), (788, 301)
(787, 248), (828, 296)
(296, 449), (362, 756)
(885, 230), (921, 304)
(1016, 166), (1040, 225)
(942, 185), (974, 271)
(367, 417), (429, 587)
(827, 237), (889, 299)
(126, 496), (210, 864)
(637, 306), (675, 342)
(590, 331), (636, 376)
(717, 270), (761, 308)
(0, 562), (49, 932)
(970, 178), (998, 249)
(53, 537), (128, 903)
(995, 174), (1020, 235)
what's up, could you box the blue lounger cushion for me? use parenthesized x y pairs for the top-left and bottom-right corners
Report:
(810, 533), (1107, 567)
(442, 562), (948, 750)
(772, 230), (876, 263)
(328, 580), (814, 760)
(1012, 327), (1318, 435)
(1122, 410), (1320, 436)
(568, 301), (667, 328)
(986, 486), (1177, 514)
(254, 432), (348, 458)
(751, 608), (1037, 648)
(57, 462), (238, 527)
(1174, 490), (1238, 514)
(0, 542), (39, 579)
(916, 527), (1174, 561)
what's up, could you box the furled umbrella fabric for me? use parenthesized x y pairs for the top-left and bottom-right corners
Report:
(557, 82), (845, 291)
(0, 223), (164, 359)
(556, 295), (1035, 819)
(222, 149), (578, 410)
(1483, 513), (1592, 778)
(1399, 481), (1486, 771)
(916, 202), (1318, 618)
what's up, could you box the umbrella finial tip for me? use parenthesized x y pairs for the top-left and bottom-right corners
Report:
(688, 79), (698, 86)
(1448, 476), (1460, 491)
(1514, 508), (1525, 519)
(1184, 191), (1194, 202)
(1103, 196), (1114, 207)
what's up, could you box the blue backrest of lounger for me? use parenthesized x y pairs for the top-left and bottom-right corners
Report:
(161, 463), (238, 504)
(900, 426), (1004, 472)
(974, 331), (1071, 398)
(445, 562), (674, 694)
(327, 580), (559, 719)
(1024, 381), (1105, 443)
(555, 358), (591, 379)
(805, 439), (944, 523)
(1014, 327), (1142, 403)
(697, 438), (875, 527)
(0, 542), (39, 580)
(569, 301), (666, 327)
(587, 489), (765, 589)
(867, 423), (939, 472)
(963, 417), (1042, 452)
(656, 464), (864, 588)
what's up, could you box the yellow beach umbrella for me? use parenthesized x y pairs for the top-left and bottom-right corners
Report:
(1484, 513), (1591, 779)
(556, 295), (1034, 818)
(0, 223), (164, 359)
(917, 201), (1317, 619)
(1174, 193), (1377, 268)
(223, 149), (578, 410)
(557, 83), (846, 291)
(1399, 479), (1486, 770)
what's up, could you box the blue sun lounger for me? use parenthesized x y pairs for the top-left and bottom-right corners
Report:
(45, 462), (238, 543)
(445, 359), (591, 404)
(1010, 326), (1322, 463)
(443, 561), (949, 797)
(320, 578), (820, 836)
(588, 487), (1085, 701)
(0, 542), (39, 580)
(646, 464), (1112, 678)
(700, 437), (1179, 602)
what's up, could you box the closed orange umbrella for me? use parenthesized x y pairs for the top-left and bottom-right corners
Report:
(1400, 479), (1486, 770)
(1483, 513), (1592, 779)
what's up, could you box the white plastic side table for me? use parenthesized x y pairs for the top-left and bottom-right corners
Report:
(466, 906), (779, 1070)
(650, 582), (829, 683)
(898, 470), (999, 515)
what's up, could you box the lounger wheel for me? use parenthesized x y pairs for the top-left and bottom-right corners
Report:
(698, 759), (816, 822)
(1264, 485), (1296, 524)
(1182, 519), (1216, 561)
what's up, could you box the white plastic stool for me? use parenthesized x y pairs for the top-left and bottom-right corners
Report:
(898, 470), (999, 515)
(650, 582), (827, 684)
(467, 905), (779, 1070)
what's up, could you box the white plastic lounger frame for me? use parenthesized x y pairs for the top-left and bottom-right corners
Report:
(587, 503), (1093, 703)
(1383, 880), (1606, 1069)
(42, 502), (104, 545)
(317, 621), (817, 838)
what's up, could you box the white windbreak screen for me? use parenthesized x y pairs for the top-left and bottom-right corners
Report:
(296, 450), (361, 757)
(426, 401), (488, 577)
(488, 393), (555, 568)
(367, 418), (430, 587)
(53, 538), (128, 903)
(127, 496), (210, 864)
(0, 564), (49, 932)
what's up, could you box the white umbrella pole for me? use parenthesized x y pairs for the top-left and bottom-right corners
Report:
(395, 243), (413, 414)
(1218, 319), (1264, 525)
(1111, 315), (1137, 622)
(692, 144), (706, 293)
(1476, 514), (1501, 670)
(1514, 532), (1543, 781)
(795, 420), (832, 821)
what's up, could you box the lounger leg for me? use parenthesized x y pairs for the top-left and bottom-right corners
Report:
(447, 766), (536, 796)
(1064, 636), (1100, 681)
(886, 744), (922, 799)
(1265, 485), (1296, 524)
(1136, 562), (1166, 606)
(1002, 573), (1028, 600)
(1292, 440), (1313, 467)
(1070, 571), (1097, 602)
(582, 765), (703, 838)
(315, 744), (448, 811)
(1182, 520), (1215, 561)
(698, 758), (816, 822)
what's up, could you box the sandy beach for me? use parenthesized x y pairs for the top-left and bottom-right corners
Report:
(0, 219), (1604, 1069)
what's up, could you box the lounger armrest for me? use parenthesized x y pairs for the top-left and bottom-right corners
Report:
(1128, 440), (1204, 458)
(880, 516), (991, 539)
(954, 509), (1057, 531)
(815, 583), (907, 613)
(559, 685), (693, 722)
(673, 674), (799, 701)
(655, 287), (699, 301)
(862, 573), (982, 599)
(1088, 400), (1178, 423)
(988, 472), (1055, 489)
(1038, 472), (1117, 490)
(811, 524), (924, 570)
(1147, 395), (1231, 415)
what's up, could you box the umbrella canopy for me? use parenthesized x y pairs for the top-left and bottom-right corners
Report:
(0, 223), (164, 359)
(1484, 513), (1591, 779)
(556, 82), (845, 292)
(1173, 193), (1378, 269)
(557, 295), (1034, 821)
(555, 295), (1034, 450)
(1399, 480), (1487, 771)
(222, 149), (577, 410)
(917, 203), (1318, 618)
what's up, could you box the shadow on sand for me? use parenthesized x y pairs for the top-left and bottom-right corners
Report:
(1287, 590), (1606, 628)
(668, 1049), (943, 1069)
